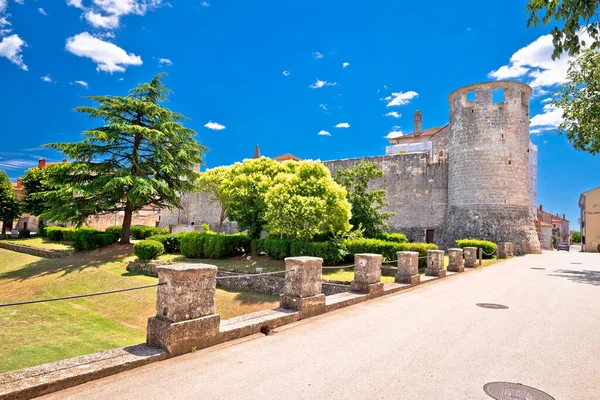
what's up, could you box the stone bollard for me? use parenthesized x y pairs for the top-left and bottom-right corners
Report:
(507, 242), (514, 257)
(147, 264), (220, 356)
(497, 243), (509, 259)
(280, 256), (326, 319)
(395, 251), (420, 285)
(464, 247), (478, 268)
(425, 250), (446, 278)
(447, 248), (464, 272)
(351, 253), (384, 298)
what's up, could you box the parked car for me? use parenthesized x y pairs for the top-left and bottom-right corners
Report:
(556, 242), (570, 252)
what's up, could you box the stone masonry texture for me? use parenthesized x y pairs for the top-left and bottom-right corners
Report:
(395, 251), (420, 285)
(464, 247), (478, 268)
(447, 248), (464, 272)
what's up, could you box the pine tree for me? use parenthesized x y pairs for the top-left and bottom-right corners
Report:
(40, 74), (206, 244)
(0, 170), (21, 234)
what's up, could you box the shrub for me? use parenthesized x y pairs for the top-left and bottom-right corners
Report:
(73, 228), (100, 251)
(105, 226), (122, 236)
(45, 227), (65, 241)
(373, 232), (408, 243)
(61, 228), (77, 241)
(39, 226), (47, 237)
(18, 228), (30, 238)
(456, 239), (497, 259)
(180, 233), (207, 258)
(254, 238), (292, 259)
(147, 233), (187, 254)
(130, 225), (169, 240)
(134, 240), (165, 262)
(180, 233), (250, 259)
(343, 238), (438, 268)
(290, 240), (347, 265)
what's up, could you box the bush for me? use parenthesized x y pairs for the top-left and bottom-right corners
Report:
(290, 240), (347, 265)
(45, 227), (65, 241)
(39, 226), (47, 237)
(18, 228), (30, 238)
(94, 232), (119, 247)
(134, 240), (165, 262)
(254, 238), (292, 259)
(61, 228), (77, 241)
(73, 228), (100, 251)
(147, 233), (187, 254)
(373, 232), (408, 243)
(105, 226), (122, 237)
(180, 233), (250, 259)
(343, 238), (438, 268)
(456, 239), (497, 259)
(130, 225), (169, 240)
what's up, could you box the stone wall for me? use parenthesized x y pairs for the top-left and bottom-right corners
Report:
(324, 153), (448, 245)
(0, 241), (72, 258)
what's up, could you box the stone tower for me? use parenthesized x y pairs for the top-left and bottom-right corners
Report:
(443, 81), (541, 254)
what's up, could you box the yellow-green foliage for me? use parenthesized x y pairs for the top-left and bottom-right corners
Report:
(133, 240), (165, 261)
(456, 239), (497, 259)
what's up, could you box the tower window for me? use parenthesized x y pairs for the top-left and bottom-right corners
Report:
(465, 91), (476, 102)
(492, 89), (505, 103)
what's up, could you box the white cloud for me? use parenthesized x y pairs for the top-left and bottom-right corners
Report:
(14, 0), (24, 4)
(158, 57), (172, 65)
(384, 91), (418, 107)
(0, 34), (27, 70)
(204, 121), (225, 130)
(38, 8), (47, 15)
(72, 80), (89, 88)
(65, 32), (142, 73)
(335, 122), (350, 128)
(309, 78), (336, 89)
(385, 111), (401, 118)
(530, 103), (564, 129)
(0, 0), (7, 13)
(41, 75), (53, 83)
(385, 130), (403, 139)
(530, 127), (555, 135)
(201, 1), (209, 6)
(118, 77), (124, 81)
(318, 130), (331, 136)
(313, 51), (323, 59)
(85, 11), (120, 29)
(319, 104), (327, 111)
(342, 62), (350, 68)
(67, 0), (85, 9)
(282, 70), (290, 77)
(541, 98), (553, 103)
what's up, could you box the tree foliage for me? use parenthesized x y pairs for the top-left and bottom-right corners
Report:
(0, 170), (20, 233)
(39, 74), (206, 243)
(571, 230), (581, 243)
(264, 161), (351, 240)
(526, 0), (600, 59)
(197, 166), (232, 233)
(552, 49), (600, 154)
(22, 166), (54, 219)
(333, 161), (395, 237)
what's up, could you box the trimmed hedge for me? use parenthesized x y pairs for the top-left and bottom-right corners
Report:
(130, 225), (169, 240)
(456, 239), (497, 259)
(105, 226), (122, 236)
(134, 240), (165, 261)
(147, 233), (187, 254)
(372, 232), (408, 243)
(45, 226), (66, 241)
(343, 238), (438, 268)
(18, 228), (31, 238)
(180, 233), (251, 259)
(73, 228), (119, 251)
(253, 238), (292, 260)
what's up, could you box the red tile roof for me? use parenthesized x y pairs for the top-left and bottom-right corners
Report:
(389, 125), (447, 144)
(273, 153), (301, 162)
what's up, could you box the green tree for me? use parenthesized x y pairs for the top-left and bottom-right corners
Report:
(571, 230), (581, 243)
(219, 157), (286, 239)
(40, 74), (206, 244)
(0, 171), (21, 234)
(526, 0), (600, 59)
(552, 49), (600, 154)
(21, 167), (54, 227)
(264, 161), (351, 240)
(197, 166), (233, 234)
(333, 161), (395, 237)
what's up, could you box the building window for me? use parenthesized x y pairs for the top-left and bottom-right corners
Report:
(425, 229), (435, 244)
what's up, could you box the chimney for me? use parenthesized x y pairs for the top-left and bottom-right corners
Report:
(38, 158), (46, 169)
(539, 204), (542, 211)
(62, 158), (67, 163)
(253, 143), (260, 159)
(16, 178), (23, 188)
(414, 110), (422, 134)
(563, 213), (566, 220)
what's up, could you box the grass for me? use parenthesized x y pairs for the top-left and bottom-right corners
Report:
(161, 254), (287, 273)
(4, 237), (74, 251)
(0, 246), (279, 373)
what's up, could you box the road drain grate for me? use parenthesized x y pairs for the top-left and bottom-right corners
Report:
(484, 382), (555, 399)
(530, 267), (546, 270)
(476, 303), (508, 309)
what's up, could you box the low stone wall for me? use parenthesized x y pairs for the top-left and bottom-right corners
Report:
(0, 242), (72, 258)
(126, 260), (169, 276)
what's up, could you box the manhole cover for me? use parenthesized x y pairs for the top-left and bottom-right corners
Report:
(570, 262), (582, 265)
(477, 303), (508, 309)
(530, 267), (546, 270)
(484, 382), (555, 400)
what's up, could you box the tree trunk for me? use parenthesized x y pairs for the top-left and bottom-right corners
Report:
(121, 201), (133, 244)
(218, 208), (225, 234)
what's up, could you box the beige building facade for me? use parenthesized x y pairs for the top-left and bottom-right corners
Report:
(580, 186), (600, 253)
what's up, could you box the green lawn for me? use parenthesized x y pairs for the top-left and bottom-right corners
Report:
(0, 246), (279, 373)
(4, 237), (74, 250)
(161, 254), (287, 273)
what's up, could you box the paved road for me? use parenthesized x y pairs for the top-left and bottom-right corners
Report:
(46, 250), (600, 400)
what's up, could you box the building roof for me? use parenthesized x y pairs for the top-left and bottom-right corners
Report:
(273, 153), (301, 162)
(388, 125), (447, 144)
(538, 221), (553, 227)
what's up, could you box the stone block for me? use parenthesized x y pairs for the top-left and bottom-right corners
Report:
(447, 248), (464, 272)
(350, 281), (384, 298)
(425, 250), (445, 277)
(464, 247), (478, 268)
(351, 254), (384, 297)
(395, 251), (420, 285)
(507, 242), (514, 257)
(497, 242), (509, 259)
(280, 294), (326, 319)
(146, 314), (220, 356)
(282, 256), (323, 298)
(155, 264), (217, 323)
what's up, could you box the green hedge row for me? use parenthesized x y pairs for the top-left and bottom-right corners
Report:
(134, 240), (165, 261)
(73, 229), (118, 251)
(147, 233), (187, 254)
(455, 239), (497, 259)
(104, 225), (169, 240)
(342, 238), (438, 268)
(180, 233), (250, 259)
(372, 232), (408, 243)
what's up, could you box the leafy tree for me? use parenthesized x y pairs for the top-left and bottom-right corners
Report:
(264, 161), (351, 240)
(552, 49), (600, 154)
(219, 157), (286, 239)
(40, 74), (206, 244)
(21, 166), (54, 227)
(197, 166), (232, 234)
(0, 170), (21, 234)
(333, 161), (395, 237)
(571, 230), (581, 243)
(526, 0), (600, 59)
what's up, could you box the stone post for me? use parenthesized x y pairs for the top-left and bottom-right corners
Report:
(147, 264), (220, 356)
(395, 251), (420, 285)
(425, 250), (446, 278)
(280, 256), (326, 319)
(497, 243), (509, 259)
(447, 248), (464, 272)
(351, 254), (384, 298)
(464, 247), (477, 268)
(507, 242), (514, 257)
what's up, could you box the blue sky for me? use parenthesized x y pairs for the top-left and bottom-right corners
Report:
(0, 0), (598, 226)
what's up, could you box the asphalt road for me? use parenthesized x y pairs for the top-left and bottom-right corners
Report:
(45, 250), (600, 400)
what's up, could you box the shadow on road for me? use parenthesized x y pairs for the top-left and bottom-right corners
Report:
(549, 269), (600, 286)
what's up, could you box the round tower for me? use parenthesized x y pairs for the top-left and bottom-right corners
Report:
(443, 81), (541, 254)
